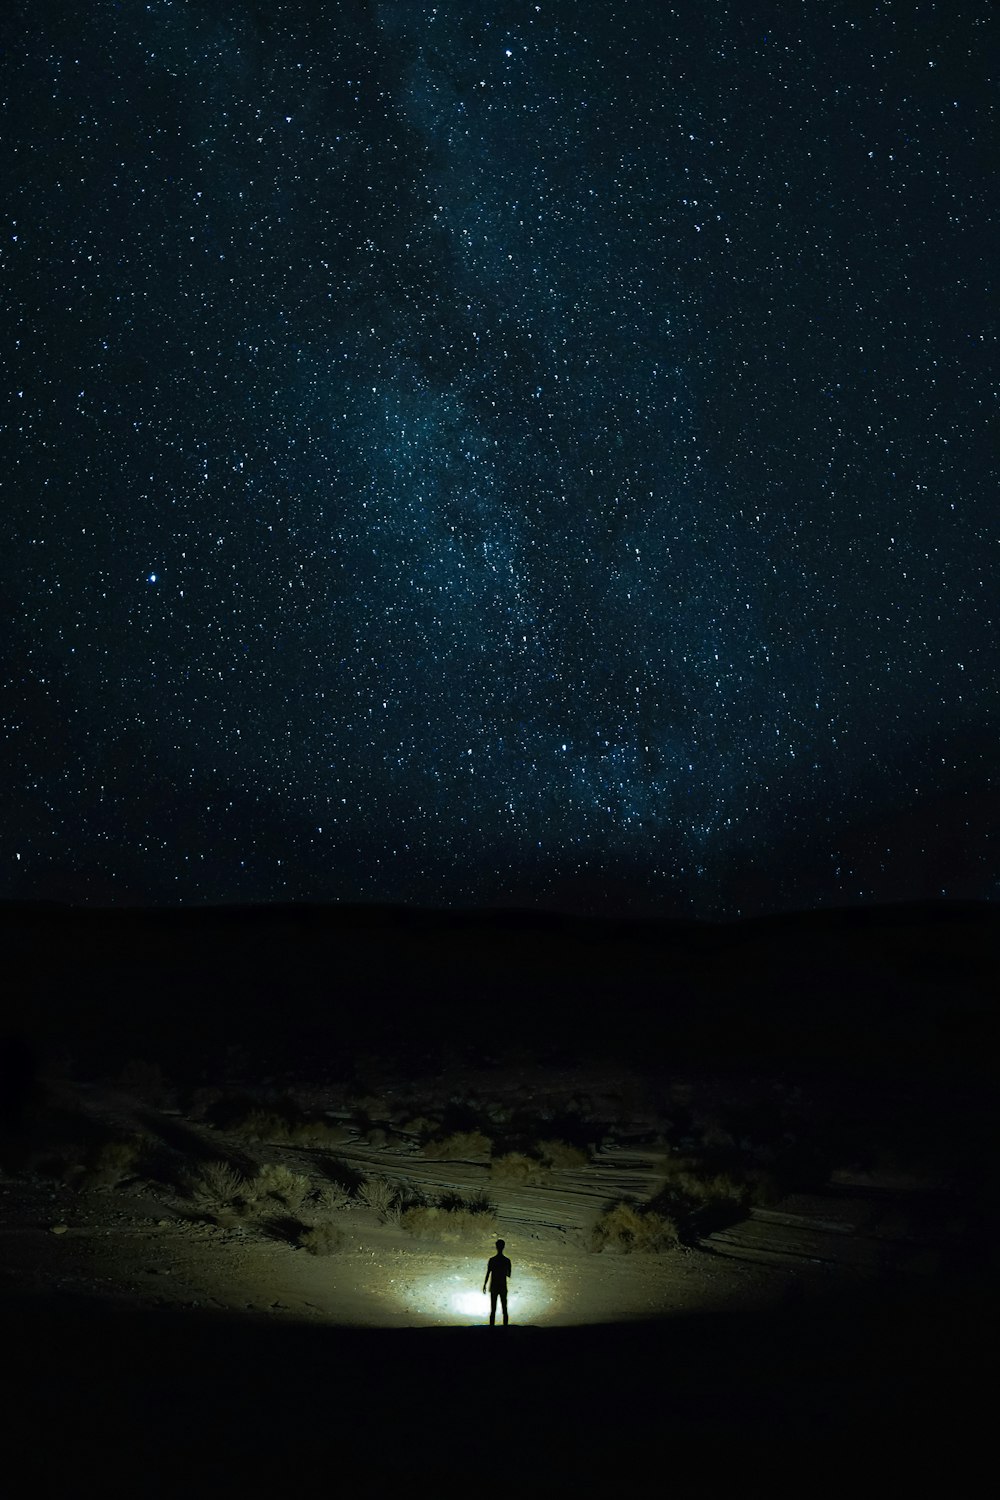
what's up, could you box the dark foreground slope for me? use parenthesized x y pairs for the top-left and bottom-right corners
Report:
(5, 1272), (993, 1491)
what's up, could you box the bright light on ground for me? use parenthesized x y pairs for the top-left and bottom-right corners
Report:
(397, 1265), (555, 1324)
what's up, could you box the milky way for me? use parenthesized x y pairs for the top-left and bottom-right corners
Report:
(2, 2), (995, 915)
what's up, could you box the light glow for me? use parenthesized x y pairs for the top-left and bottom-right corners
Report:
(397, 1265), (554, 1324)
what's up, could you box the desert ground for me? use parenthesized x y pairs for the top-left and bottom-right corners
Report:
(1, 900), (995, 1489)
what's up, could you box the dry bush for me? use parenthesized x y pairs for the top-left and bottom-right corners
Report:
(591, 1200), (679, 1254)
(299, 1221), (344, 1256)
(186, 1160), (248, 1207)
(220, 1106), (352, 1150)
(439, 1188), (496, 1216)
(699, 1171), (747, 1204)
(422, 1130), (492, 1161)
(660, 1162), (748, 1208)
(676, 1169), (745, 1204)
(86, 1136), (145, 1189)
(357, 1176), (400, 1222)
(286, 1119), (355, 1148)
(489, 1152), (550, 1186)
(308, 1181), (353, 1212)
(400, 1205), (497, 1242)
(249, 1163), (313, 1213)
(537, 1139), (590, 1169)
(226, 1109), (295, 1144)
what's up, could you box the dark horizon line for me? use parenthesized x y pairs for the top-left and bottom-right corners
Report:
(0, 890), (994, 930)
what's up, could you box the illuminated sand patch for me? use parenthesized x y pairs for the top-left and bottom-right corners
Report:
(397, 1266), (555, 1324)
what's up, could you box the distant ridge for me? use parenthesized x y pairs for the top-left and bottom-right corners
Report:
(0, 896), (994, 1081)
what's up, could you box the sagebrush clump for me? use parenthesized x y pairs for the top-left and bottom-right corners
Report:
(223, 1107), (351, 1149)
(186, 1160), (248, 1208)
(489, 1152), (550, 1186)
(591, 1199), (679, 1254)
(299, 1221), (344, 1256)
(248, 1163), (313, 1213)
(85, 1136), (146, 1190)
(537, 1139), (590, 1169)
(652, 1155), (758, 1229)
(439, 1188), (495, 1216)
(357, 1176), (400, 1222)
(422, 1131), (492, 1161)
(401, 1204), (497, 1241)
(308, 1180), (353, 1212)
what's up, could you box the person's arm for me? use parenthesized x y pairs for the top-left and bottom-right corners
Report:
(482, 1260), (490, 1293)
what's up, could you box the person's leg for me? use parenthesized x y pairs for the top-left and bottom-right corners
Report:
(489, 1288), (497, 1326)
(500, 1287), (508, 1325)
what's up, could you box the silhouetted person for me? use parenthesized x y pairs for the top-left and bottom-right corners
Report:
(483, 1238), (512, 1325)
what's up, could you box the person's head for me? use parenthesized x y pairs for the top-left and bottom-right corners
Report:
(495, 1238), (505, 1252)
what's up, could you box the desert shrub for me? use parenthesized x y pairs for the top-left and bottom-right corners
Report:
(537, 1139), (590, 1169)
(308, 1181), (353, 1212)
(401, 1116), (436, 1139)
(591, 1200), (679, 1254)
(299, 1221), (344, 1256)
(86, 1136), (145, 1189)
(357, 1176), (400, 1222)
(226, 1108), (295, 1144)
(288, 1119), (355, 1148)
(437, 1187), (495, 1216)
(186, 1160), (248, 1208)
(208, 1094), (299, 1136)
(400, 1205), (497, 1242)
(648, 1154), (760, 1237)
(422, 1130), (492, 1161)
(398, 1182), (430, 1213)
(656, 1156), (752, 1214)
(666, 1168), (747, 1206)
(249, 1163), (313, 1213)
(215, 1103), (353, 1150)
(489, 1152), (550, 1186)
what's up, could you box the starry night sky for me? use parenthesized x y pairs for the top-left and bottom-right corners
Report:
(2, 1), (995, 916)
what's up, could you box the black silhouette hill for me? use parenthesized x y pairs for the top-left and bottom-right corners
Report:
(1, 896), (995, 1082)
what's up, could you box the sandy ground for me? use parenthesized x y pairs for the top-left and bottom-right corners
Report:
(0, 1173), (774, 1328)
(1, 1063), (951, 1329)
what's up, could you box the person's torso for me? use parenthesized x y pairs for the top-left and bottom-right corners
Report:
(488, 1254), (511, 1285)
